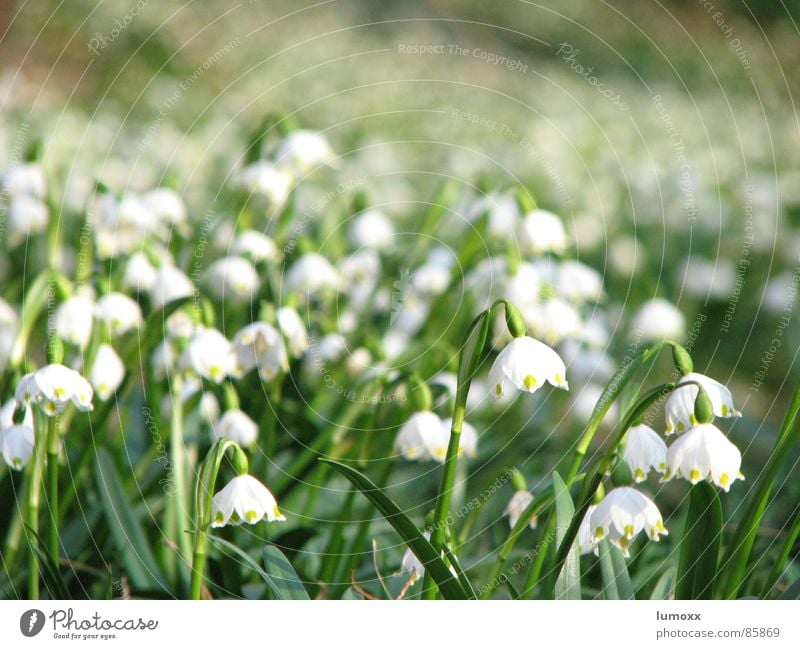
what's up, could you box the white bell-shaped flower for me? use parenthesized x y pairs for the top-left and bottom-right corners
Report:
(211, 475), (285, 527)
(0, 399), (35, 471)
(505, 490), (537, 529)
(277, 307), (308, 358)
(212, 409), (258, 447)
(393, 411), (444, 461)
(2, 163), (46, 198)
(664, 423), (743, 492)
(275, 130), (336, 172)
(232, 322), (289, 380)
(123, 252), (158, 293)
(16, 364), (93, 415)
(348, 209), (395, 250)
(518, 209), (567, 255)
(590, 487), (667, 557)
(238, 160), (293, 204)
(206, 256), (260, 302)
(577, 504), (599, 555)
(399, 531), (430, 584)
(8, 195), (49, 245)
(489, 336), (568, 399)
(54, 295), (94, 349)
(338, 250), (380, 309)
(441, 418), (478, 460)
(95, 292), (143, 335)
(503, 263), (541, 310)
(284, 253), (338, 296)
(526, 298), (582, 345)
(180, 327), (235, 383)
(90, 344), (125, 401)
(664, 372), (741, 435)
(623, 424), (668, 482)
(630, 298), (685, 342)
(150, 264), (194, 309)
(557, 260), (604, 303)
(231, 230), (280, 263)
(142, 187), (187, 233)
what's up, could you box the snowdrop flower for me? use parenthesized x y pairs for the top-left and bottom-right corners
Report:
(339, 250), (380, 308)
(590, 487), (667, 556)
(412, 263), (451, 297)
(0, 298), (18, 373)
(238, 160), (293, 204)
(489, 336), (568, 399)
(665, 423), (743, 491)
(345, 347), (372, 377)
(231, 230), (280, 263)
(212, 410), (258, 447)
(90, 344), (125, 401)
(526, 298), (582, 345)
(211, 475), (285, 527)
(503, 263), (542, 309)
(664, 373), (741, 435)
(472, 192), (520, 240)
(16, 364), (94, 415)
(150, 264), (194, 309)
(123, 252), (157, 293)
(560, 341), (615, 384)
(393, 411), (444, 461)
(277, 306), (308, 357)
(151, 340), (176, 379)
(399, 532), (430, 584)
(577, 505), (599, 555)
(7, 195), (49, 245)
(0, 400), (34, 470)
(142, 187), (188, 234)
(284, 253), (338, 296)
(275, 130), (336, 172)
(232, 321), (289, 380)
(53, 295), (94, 349)
(441, 418), (478, 461)
(95, 293), (143, 335)
(518, 209), (567, 255)
(180, 327), (235, 383)
(206, 256), (260, 302)
(382, 330), (410, 360)
(505, 491), (537, 530)
(623, 424), (668, 482)
(2, 163), (46, 198)
(349, 209), (395, 250)
(630, 298), (685, 342)
(166, 310), (195, 340)
(557, 260), (604, 303)
(571, 383), (618, 424)
(390, 289), (430, 335)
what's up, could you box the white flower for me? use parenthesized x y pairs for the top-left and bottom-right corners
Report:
(238, 160), (294, 204)
(277, 307), (308, 357)
(623, 424), (668, 482)
(345, 347), (372, 377)
(151, 340), (175, 379)
(505, 491), (537, 530)
(166, 310), (195, 340)
(393, 411), (444, 461)
(53, 295), (94, 349)
(503, 263), (542, 309)
(180, 327), (235, 383)
(412, 263), (451, 297)
(677, 257), (736, 300)
(518, 209), (567, 255)
(0, 399), (34, 471)
(284, 253), (338, 296)
(664, 372), (741, 435)
(557, 260), (604, 303)
(489, 336), (568, 399)
(571, 383), (618, 424)
(2, 163), (46, 198)
(206, 256), (260, 302)
(399, 532), (429, 584)
(468, 192), (520, 240)
(665, 423), (743, 491)
(90, 344), (125, 401)
(577, 505), (599, 555)
(16, 364), (94, 415)
(95, 293), (143, 335)
(590, 487), (667, 556)
(8, 195), (49, 245)
(212, 410), (258, 447)
(150, 264), (194, 309)
(123, 252), (158, 293)
(526, 298), (582, 345)
(348, 209), (395, 250)
(142, 187), (187, 233)
(338, 250), (380, 308)
(211, 475), (285, 527)
(630, 298), (685, 342)
(232, 321), (289, 380)
(275, 130), (336, 172)
(231, 230), (280, 263)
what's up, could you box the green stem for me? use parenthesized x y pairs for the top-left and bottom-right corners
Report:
(761, 503), (800, 598)
(169, 375), (192, 573)
(189, 537), (208, 600)
(46, 417), (60, 562)
(26, 414), (47, 599)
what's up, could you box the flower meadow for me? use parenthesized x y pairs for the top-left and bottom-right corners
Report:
(0, 1), (799, 603)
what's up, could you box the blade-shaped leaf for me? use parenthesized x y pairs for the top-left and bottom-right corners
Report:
(650, 566), (677, 600)
(262, 545), (309, 600)
(552, 472), (581, 600)
(599, 540), (634, 600)
(208, 535), (287, 600)
(321, 458), (469, 599)
(677, 482), (722, 599)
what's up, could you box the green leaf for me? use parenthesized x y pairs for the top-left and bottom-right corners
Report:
(262, 545), (310, 600)
(440, 543), (477, 599)
(94, 449), (166, 592)
(599, 540), (634, 600)
(321, 459), (470, 599)
(650, 567), (677, 600)
(552, 472), (581, 600)
(207, 535), (288, 600)
(677, 482), (722, 599)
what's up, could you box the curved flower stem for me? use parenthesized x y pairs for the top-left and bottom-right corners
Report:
(46, 416), (60, 562)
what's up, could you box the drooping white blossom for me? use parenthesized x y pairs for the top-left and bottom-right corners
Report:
(518, 209), (567, 255)
(664, 372), (741, 435)
(277, 306), (308, 357)
(284, 253), (338, 296)
(590, 487), (667, 557)
(623, 424), (668, 482)
(95, 292), (143, 335)
(90, 343), (125, 401)
(630, 298), (685, 342)
(212, 409), (259, 447)
(206, 256), (260, 302)
(16, 364), (94, 415)
(211, 475), (285, 527)
(504, 490), (537, 530)
(180, 327), (235, 383)
(232, 321), (289, 380)
(489, 336), (568, 399)
(150, 264), (194, 309)
(664, 423), (743, 492)
(348, 209), (395, 250)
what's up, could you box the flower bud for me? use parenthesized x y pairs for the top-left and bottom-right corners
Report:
(231, 444), (249, 476)
(694, 387), (714, 424)
(611, 458), (633, 487)
(407, 375), (433, 412)
(672, 344), (694, 376)
(509, 468), (527, 492)
(504, 301), (527, 339)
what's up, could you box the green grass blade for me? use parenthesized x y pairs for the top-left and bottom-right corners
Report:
(677, 482), (722, 599)
(321, 458), (469, 599)
(207, 535), (287, 600)
(650, 566), (677, 600)
(262, 545), (310, 600)
(552, 472), (581, 600)
(440, 543), (477, 599)
(598, 540), (634, 599)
